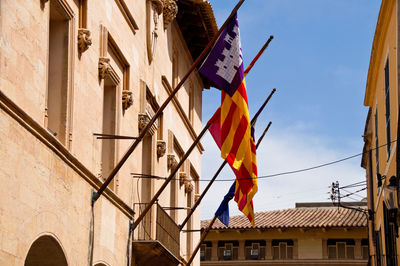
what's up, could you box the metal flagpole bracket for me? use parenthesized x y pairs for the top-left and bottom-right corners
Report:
(129, 221), (134, 234)
(91, 190), (99, 206)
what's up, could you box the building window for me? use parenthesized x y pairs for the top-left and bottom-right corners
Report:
(101, 76), (118, 189)
(327, 239), (355, 259)
(384, 58), (391, 158)
(245, 240), (266, 260)
(383, 204), (398, 266)
(361, 239), (369, 260)
(200, 242), (212, 261)
(46, 0), (71, 145)
(218, 241), (239, 261)
(272, 240), (293, 260)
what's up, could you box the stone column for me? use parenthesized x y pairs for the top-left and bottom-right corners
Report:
(211, 240), (218, 261)
(293, 239), (299, 259)
(355, 239), (362, 259)
(238, 240), (245, 260)
(322, 239), (328, 259)
(265, 239), (272, 259)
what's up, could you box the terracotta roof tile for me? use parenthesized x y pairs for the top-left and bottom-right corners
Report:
(201, 207), (367, 230)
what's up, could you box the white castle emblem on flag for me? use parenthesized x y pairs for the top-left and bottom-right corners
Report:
(215, 25), (243, 84)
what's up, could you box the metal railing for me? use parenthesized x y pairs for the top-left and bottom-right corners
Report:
(134, 203), (180, 259)
(156, 204), (180, 258)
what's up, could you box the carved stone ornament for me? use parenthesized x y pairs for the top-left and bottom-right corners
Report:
(163, 0), (178, 30)
(157, 140), (166, 157)
(98, 57), (111, 80)
(147, 0), (164, 63)
(184, 180), (193, 193)
(122, 90), (133, 110)
(138, 113), (150, 132)
(167, 154), (178, 170)
(78, 28), (92, 53)
(138, 112), (157, 135)
(179, 172), (187, 186)
(151, 0), (164, 14)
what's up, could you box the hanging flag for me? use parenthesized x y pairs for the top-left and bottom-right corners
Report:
(215, 182), (236, 227)
(207, 108), (257, 226)
(202, 13), (258, 226)
(199, 13), (253, 171)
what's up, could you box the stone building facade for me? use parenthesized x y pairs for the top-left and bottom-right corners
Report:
(0, 0), (217, 265)
(201, 202), (368, 266)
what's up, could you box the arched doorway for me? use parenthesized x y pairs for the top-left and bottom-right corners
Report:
(25, 235), (68, 266)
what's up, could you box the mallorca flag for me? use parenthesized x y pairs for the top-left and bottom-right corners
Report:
(208, 109), (257, 226)
(200, 14), (257, 226)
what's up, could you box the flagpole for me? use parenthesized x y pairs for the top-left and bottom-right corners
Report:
(256, 121), (272, 149)
(186, 215), (217, 266)
(250, 88), (275, 126)
(133, 123), (210, 230)
(92, 0), (246, 203)
(244, 35), (274, 76)
(185, 121), (272, 265)
(179, 89), (275, 230)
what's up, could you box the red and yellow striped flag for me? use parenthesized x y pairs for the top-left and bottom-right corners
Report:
(200, 13), (257, 225)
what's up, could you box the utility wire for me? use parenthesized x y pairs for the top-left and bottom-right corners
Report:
(341, 189), (365, 199)
(131, 139), (397, 182)
(339, 187), (367, 199)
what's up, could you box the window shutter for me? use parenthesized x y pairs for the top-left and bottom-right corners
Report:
(346, 246), (355, 259)
(273, 246), (279, 260)
(218, 247), (224, 260)
(205, 247), (212, 261)
(233, 247), (238, 260)
(328, 246), (336, 259)
(260, 247), (266, 260)
(245, 247), (251, 260)
(337, 242), (346, 259)
(287, 246), (293, 259)
(279, 243), (287, 259)
(362, 246), (369, 260)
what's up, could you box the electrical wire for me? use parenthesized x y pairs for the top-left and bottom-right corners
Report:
(339, 187), (367, 199)
(341, 189), (365, 199)
(339, 180), (366, 189)
(131, 139), (397, 182)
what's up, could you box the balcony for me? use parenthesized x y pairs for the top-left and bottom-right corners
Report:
(133, 203), (180, 266)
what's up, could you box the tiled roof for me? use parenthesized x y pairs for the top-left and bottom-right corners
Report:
(201, 207), (367, 230)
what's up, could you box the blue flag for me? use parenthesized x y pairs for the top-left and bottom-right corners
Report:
(215, 182), (236, 227)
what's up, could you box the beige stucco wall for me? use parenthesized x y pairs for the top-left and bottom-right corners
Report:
(363, 0), (400, 264)
(202, 227), (367, 265)
(297, 238), (322, 259)
(0, 0), (208, 265)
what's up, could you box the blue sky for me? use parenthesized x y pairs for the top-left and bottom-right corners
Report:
(200, 0), (381, 220)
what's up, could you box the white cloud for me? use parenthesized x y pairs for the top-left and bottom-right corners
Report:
(200, 122), (366, 220)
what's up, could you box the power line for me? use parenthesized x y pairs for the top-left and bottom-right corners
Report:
(131, 139), (397, 182)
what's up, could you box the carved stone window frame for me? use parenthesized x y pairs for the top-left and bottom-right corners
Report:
(44, 0), (75, 150)
(77, 0), (91, 54)
(99, 26), (132, 111)
(138, 80), (160, 135)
